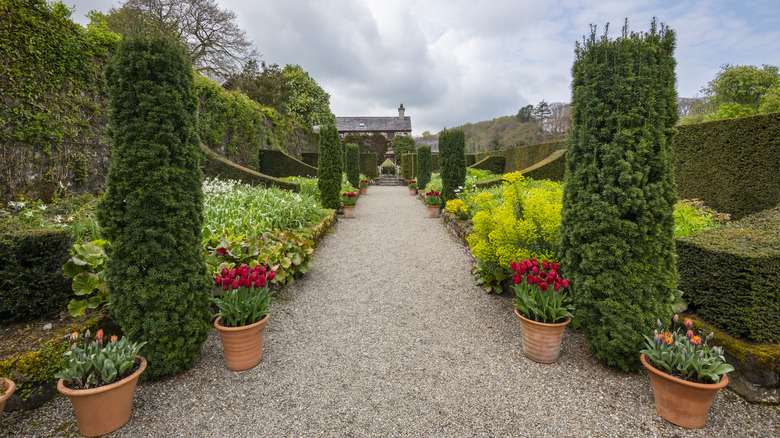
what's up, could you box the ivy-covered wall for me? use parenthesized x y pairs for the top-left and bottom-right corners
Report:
(0, 0), (118, 203)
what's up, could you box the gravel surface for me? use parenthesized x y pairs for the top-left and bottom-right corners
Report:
(2, 185), (778, 437)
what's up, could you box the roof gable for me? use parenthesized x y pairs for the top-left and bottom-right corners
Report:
(336, 116), (411, 132)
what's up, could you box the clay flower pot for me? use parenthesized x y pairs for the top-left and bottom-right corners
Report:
(640, 353), (729, 429)
(0, 377), (16, 420)
(515, 308), (570, 363)
(342, 205), (356, 219)
(57, 356), (146, 437)
(215, 315), (269, 371)
(428, 205), (441, 218)
(359, 187), (367, 195)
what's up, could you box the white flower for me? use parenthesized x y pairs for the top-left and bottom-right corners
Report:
(39, 205), (47, 211)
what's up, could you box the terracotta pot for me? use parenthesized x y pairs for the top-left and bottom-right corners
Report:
(0, 377), (16, 420)
(514, 308), (570, 363)
(640, 353), (729, 429)
(342, 205), (356, 219)
(427, 205), (441, 218)
(57, 356), (146, 437)
(215, 315), (269, 371)
(360, 187), (367, 195)
(409, 188), (417, 195)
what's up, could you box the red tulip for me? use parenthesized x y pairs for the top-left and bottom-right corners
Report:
(527, 276), (537, 285)
(552, 262), (559, 271)
(539, 282), (548, 291)
(222, 282), (229, 291)
(267, 270), (276, 281)
(510, 261), (519, 272)
(221, 268), (229, 278)
(562, 279), (570, 288)
(542, 261), (550, 270)
(260, 267), (267, 276)
(512, 274), (522, 284)
(231, 279), (239, 290)
(530, 258), (539, 267)
(532, 266), (539, 275)
(259, 277), (267, 288)
(554, 283), (561, 292)
(685, 318), (693, 329)
(215, 276), (222, 285)
(686, 329), (694, 339)
(254, 279), (262, 289)
(229, 268), (237, 278)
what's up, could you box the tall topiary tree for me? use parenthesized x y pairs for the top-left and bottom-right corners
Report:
(439, 128), (466, 202)
(558, 21), (679, 371)
(345, 143), (360, 188)
(98, 33), (211, 380)
(416, 145), (432, 191)
(318, 124), (342, 210)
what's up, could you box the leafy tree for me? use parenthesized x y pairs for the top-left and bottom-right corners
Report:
(229, 60), (291, 114)
(534, 100), (552, 122)
(392, 135), (416, 156)
(419, 131), (437, 140)
(516, 104), (535, 123)
(283, 64), (336, 128)
(438, 128), (466, 203)
(98, 32), (211, 379)
(416, 145), (432, 191)
(559, 21), (678, 372)
(317, 125), (342, 210)
(98, 0), (259, 77)
(490, 134), (501, 150)
(686, 64), (780, 122)
(345, 143), (360, 188)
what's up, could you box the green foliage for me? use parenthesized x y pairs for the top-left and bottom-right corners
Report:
(439, 128), (466, 203)
(229, 60), (291, 114)
(63, 240), (110, 317)
(201, 144), (300, 191)
(281, 176), (320, 200)
(676, 206), (780, 343)
(257, 150), (318, 178)
(392, 136), (416, 156)
(470, 155), (506, 175)
(698, 64), (780, 120)
(0, 228), (73, 322)
(283, 64), (336, 127)
(345, 144), (360, 188)
(359, 153), (379, 178)
(55, 330), (146, 389)
(317, 125), (342, 210)
(559, 21), (679, 371)
(401, 153), (417, 180)
(503, 140), (567, 174)
(673, 199), (726, 238)
(674, 112), (780, 220)
(0, 0), (118, 203)
(416, 145), (433, 191)
(98, 33), (211, 380)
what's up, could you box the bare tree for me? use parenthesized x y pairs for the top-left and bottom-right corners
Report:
(116, 0), (258, 77)
(547, 102), (571, 139)
(677, 96), (705, 119)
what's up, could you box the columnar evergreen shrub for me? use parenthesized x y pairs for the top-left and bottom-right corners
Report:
(345, 143), (360, 188)
(559, 21), (679, 371)
(317, 125), (342, 210)
(439, 128), (466, 202)
(97, 33), (212, 380)
(416, 145), (432, 191)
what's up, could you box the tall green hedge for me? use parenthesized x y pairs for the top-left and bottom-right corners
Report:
(674, 112), (780, 220)
(676, 206), (780, 343)
(360, 153), (378, 178)
(401, 153), (416, 180)
(416, 146), (432, 191)
(257, 149), (317, 178)
(0, 229), (73, 322)
(345, 143), (360, 187)
(318, 125), (342, 210)
(98, 33), (211, 380)
(503, 140), (568, 174)
(439, 128), (466, 202)
(201, 144), (299, 191)
(469, 155), (505, 175)
(559, 21), (679, 371)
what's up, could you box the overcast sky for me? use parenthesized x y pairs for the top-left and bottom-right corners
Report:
(69, 0), (780, 136)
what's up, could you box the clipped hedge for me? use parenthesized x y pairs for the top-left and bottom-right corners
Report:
(465, 154), (477, 167)
(257, 149), (317, 178)
(301, 152), (318, 168)
(675, 112), (780, 220)
(360, 153), (378, 178)
(431, 153), (440, 172)
(676, 206), (780, 343)
(401, 153), (417, 179)
(469, 155), (505, 175)
(202, 144), (299, 191)
(504, 139), (567, 174)
(0, 229), (73, 322)
(521, 149), (567, 181)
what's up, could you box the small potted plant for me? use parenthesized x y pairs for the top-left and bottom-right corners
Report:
(212, 264), (276, 370)
(341, 191), (358, 218)
(55, 330), (147, 437)
(425, 190), (442, 218)
(359, 179), (369, 195)
(395, 165), (402, 178)
(510, 259), (573, 363)
(407, 180), (417, 195)
(0, 376), (16, 420)
(640, 315), (735, 429)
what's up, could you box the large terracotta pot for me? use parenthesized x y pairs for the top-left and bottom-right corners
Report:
(359, 187), (367, 195)
(514, 308), (570, 363)
(0, 377), (16, 420)
(409, 188), (417, 196)
(57, 356), (146, 437)
(342, 205), (356, 219)
(215, 315), (269, 371)
(428, 205), (441, 218)
(640, 353), (729, 429)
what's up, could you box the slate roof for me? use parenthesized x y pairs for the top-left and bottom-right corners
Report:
(336, 116), (412, 133)
(415, 140), (439, 153)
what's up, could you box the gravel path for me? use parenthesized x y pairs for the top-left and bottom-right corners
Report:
(2, 185), (778, 437)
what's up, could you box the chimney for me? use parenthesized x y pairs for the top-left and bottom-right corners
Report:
(398, 103), (405, 120)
